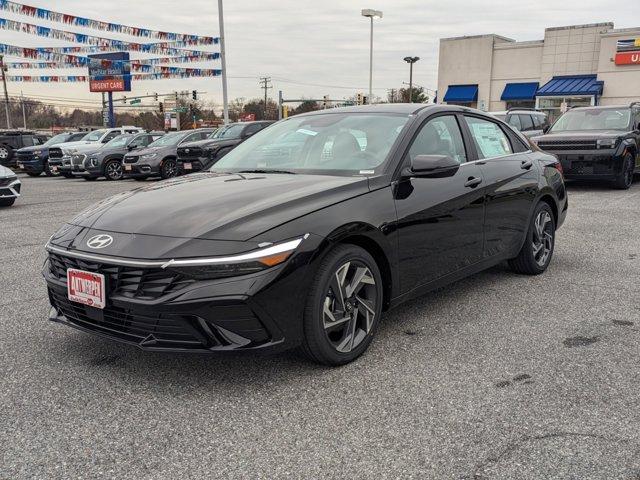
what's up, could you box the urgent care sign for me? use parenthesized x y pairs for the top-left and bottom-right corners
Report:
(615, 38), (640, 66)
(90, 78), (127, 92)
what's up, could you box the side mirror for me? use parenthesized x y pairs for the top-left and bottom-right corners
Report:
(404, 154), (460, 178)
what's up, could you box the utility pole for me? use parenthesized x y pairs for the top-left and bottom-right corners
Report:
(217, 0), (229, 124)
(20, 91), (26, 129)
(259, 76), (272, 119)
(389, 88), (397, 103)
(0, 55), (11, 129)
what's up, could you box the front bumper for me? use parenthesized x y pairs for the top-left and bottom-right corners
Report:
(16, 157), (44, 173)
(0, 177), (21, 198)
(178, 157), (207, 174)
(42, 238), (320, 354)
(122, 163), (156, 177)
(548, 149), (623, 180)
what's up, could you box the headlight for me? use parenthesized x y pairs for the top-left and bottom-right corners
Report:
(597, 139), (617, 149)
(33, 149), (43, 156)
(162, 237), (305, 280)
(141, 153), (157, 160)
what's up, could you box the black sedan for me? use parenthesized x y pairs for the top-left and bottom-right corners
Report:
(43, 104), (567, 365)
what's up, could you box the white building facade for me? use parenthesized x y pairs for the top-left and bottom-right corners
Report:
(437, 23), (640, 121)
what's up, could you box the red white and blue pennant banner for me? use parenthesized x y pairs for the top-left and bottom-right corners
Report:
(7, 70), (222, 82)
(0, 0), (217, 45)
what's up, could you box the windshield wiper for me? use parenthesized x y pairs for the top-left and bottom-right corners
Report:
(237, 169), (297, 174)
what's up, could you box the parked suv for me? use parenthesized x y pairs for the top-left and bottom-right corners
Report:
(0, 131), (49, 167)
(491, 109), (549, 138)
(532, 103), (640, 189)
(0, 163), (20, 206)
(122, 128), (215, 180)
(177, 121), (274, 174)
(73, 132), (164, 181)
(49, 127), (143, 178)
(15, 131), (88, 176)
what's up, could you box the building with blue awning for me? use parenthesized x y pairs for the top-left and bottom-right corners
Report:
(437, 22), (640, 121)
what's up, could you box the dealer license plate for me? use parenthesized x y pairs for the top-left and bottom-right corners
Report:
(183, 162), (192, 170)
(19, 164), (24, 169)
(67, 268), (106, 309)
(125, 164), (132, 171)
(51, 166), (58, 172)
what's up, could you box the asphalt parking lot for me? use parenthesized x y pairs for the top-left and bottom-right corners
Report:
(2, 174), (640, 479)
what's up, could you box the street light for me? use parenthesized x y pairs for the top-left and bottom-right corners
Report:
(361, 9), (382, 105)
(403, 56), (420, 103)
(218, 0), (229, 124)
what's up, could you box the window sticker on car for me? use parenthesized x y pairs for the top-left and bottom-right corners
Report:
(296, 128), (318, 136)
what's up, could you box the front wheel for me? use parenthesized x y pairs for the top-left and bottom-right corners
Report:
(160, 159), (177, 179)
(508, 202), (556, 275)
(612, 153), (635, 190)
(301, 244), (383, 366)
(44, 160), (59, 177)
(104, 160), (123, 181)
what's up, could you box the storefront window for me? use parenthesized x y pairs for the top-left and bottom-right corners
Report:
(537, 96), (595, 123)
(505, 100), (536, 110)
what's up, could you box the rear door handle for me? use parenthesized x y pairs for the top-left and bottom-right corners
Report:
(521, 159), (533, 170)
(464, 176), (482, 188)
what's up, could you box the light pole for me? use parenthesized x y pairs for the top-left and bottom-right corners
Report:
(218, 0), (229, 124)
(361, 9), (382, 104)
(403, 56), (420, 103)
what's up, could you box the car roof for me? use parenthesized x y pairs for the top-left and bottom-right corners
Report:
(569, 105), (631, 111)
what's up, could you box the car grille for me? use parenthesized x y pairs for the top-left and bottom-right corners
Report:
(49, 147), (63, 159)
(48, 252), (195, 300)
(123, 155), (138, 164)
(177, 146), (204, 158)
(16, 151), (36, 161)
(537, 139), (598, 150)
(71, 154), (85, 166)
(49, 289), (210, 349)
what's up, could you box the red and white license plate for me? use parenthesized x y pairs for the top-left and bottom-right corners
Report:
(19, 164), (25, 169)
(183, 162), (192, 170)
(67, 268), (106, 309)
(125, 164), (132, 171)
(51, 166), (58, 172)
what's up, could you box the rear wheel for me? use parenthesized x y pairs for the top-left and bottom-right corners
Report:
(0, 197), (16, 207)
(104, 160), (123, 181)
(0, 145), (13, 163)
(612, 153), (635, 190)
(508, 202), (556, 275)
(301, 244), (383, 366)
(160, 158), (177, 179)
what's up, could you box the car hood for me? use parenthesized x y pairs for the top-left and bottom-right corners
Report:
(181, 138), (237, 149)
(50, 140), (98, 150)
(0, 164), (16, 178)
(130, 145), (171, 156)
(532, 130), (625, 141)
(17, 145), (46, 154)
(67, 172), (370, 241)
(72, 143), (106, 155)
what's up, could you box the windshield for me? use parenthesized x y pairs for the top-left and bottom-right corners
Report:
(212, 113), (409, 175)
(212, 124), (245, 139)
(83, 129), (108, 142)
(148, 132), (186, 147)
(104, 135), (132, 148)
(43, 133), (72, 146)
(551, 109), (631, 132)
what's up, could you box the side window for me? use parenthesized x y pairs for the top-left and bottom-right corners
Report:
(408, 115), (467, 164)
(520, 114), (534, 132)
(129, 135), (146, 148)
(464, 116), (513, 160)
(22, 136), (34, 147)
(183, 133), (201, 143)
(506, 115), (521, 131)
(244, 124), (262, 136)
(102, 131), (120, 143)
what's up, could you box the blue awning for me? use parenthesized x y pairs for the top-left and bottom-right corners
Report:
(536, 75), (603, 97)
(501, 82), (539, 101)
(443, 84), (478, 103)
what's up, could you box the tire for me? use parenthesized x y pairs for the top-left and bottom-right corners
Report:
(612, 153), (635, 190)
(83, 176), (97, 181)
(26, 171), (42, 177)
(104, 159), (123, 181)
(0, 197), (16, 207)
(61, 172), (73, 179)
(0, 145), (13, 163)
(44, 159), (59, 177)
(508, 202), (556, 275)
(300, 244), (383, 366)
(160, 158), (177, 179)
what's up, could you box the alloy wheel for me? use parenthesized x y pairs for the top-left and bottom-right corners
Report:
(163, 160), (177, 178)
(532, 210), (553, 267)
(0, 147), (8, 159)
(106, 161), (123, 180)
(322, 261), (377, 353)
(624, 157), (634, 188)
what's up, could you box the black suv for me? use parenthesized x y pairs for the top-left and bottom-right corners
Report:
(532, 103), (640, 189)
(0, 131), (49, 167)
(491, 109), (549, 138)
(177, 121), (274, 174)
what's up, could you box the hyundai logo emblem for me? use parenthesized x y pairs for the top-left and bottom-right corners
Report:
(86, 234), (114, 249)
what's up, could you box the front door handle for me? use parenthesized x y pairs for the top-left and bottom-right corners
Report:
(521, 159), (533, 170)
(464, 176), (482, 188)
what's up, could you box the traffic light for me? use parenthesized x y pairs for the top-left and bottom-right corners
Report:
(356, 93), (364, 105)
(282, 105), (289, 118)
(154, 92), (158, 101)
(122, 95), (127, 104)
(159, 102), (164, 113)
(192, 90), (197, 100)
(362, 95), (368, 105)
(323, 95), (329, 108)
